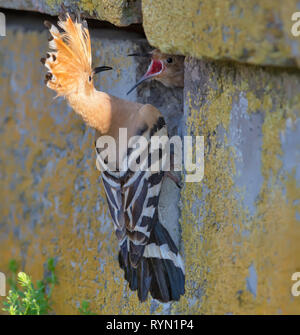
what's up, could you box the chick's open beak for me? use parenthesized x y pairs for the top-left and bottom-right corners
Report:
(127, 59), (164, 95)
(93, 66), (113, 74)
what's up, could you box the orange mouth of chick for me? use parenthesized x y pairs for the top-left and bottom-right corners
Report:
(145, 59), (164, 77)
(126, 59), (165, 95)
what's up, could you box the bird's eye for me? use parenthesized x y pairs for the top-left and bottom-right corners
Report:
(166, 57), (173, 64)
(88, 76), (92, 82)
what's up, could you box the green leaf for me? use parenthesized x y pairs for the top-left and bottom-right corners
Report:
(78, 300), (96, 315)
(17, 272), (31, 287)
(47, 258), (55, 272)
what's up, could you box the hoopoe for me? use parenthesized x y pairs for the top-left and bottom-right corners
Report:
(41, 13), (185, 302)
(127, 49), (184, 95)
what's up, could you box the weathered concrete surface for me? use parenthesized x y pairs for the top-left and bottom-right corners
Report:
(0, 0), (142, 26)
(142, 0), (300, 68)
(178, 57), (300, 314)
(0, 13), (182, 314)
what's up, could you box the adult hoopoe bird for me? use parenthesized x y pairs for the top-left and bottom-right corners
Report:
(127, 49), (184, 95)
(41, 13), (185, 302)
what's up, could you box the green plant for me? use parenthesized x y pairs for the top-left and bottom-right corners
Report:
(2, 258), (58, 315)
(78, 300), (96, 315)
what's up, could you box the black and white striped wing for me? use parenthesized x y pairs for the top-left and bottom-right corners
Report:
(95, 114), (185, 302)
(95, 117), (167, 267)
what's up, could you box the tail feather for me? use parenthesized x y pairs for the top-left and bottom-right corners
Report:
(153, 257), (185, 301)
(149, 257), (173, 302)
(137, 258), (152, 302)
(118, 251), (137, 291)
(119, 222), (185, 302)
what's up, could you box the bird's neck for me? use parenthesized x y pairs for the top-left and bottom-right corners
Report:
(67, 89), (113, 134)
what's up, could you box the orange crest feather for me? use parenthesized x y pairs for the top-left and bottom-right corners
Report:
(42, 14), (92, 96)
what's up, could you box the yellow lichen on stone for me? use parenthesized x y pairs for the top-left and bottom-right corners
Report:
(176, 58), (300, 314)
(142, 0), (300, 67)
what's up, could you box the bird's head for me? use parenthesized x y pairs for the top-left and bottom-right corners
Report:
(41, 13), (112, 98)
(127, 49), (184, 95)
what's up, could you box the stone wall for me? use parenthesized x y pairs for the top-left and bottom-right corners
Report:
(0, 0), (142, 26)
(0, 1), (299, 314)
(180, 58), (300, 314)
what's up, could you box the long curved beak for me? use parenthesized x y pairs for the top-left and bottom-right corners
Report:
(127, 59), (164, 95)
(93, 66), (113, 74)
(126, 74), (153, 95)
